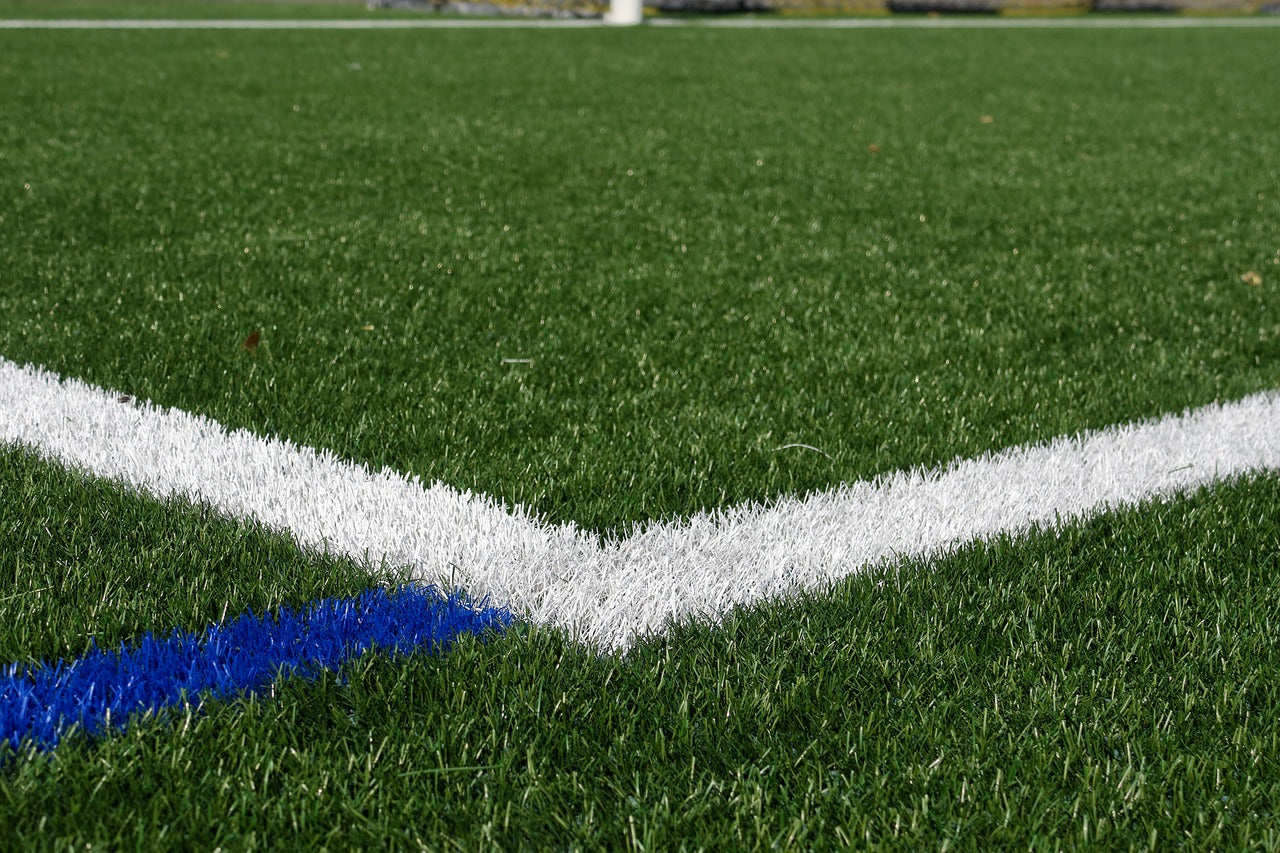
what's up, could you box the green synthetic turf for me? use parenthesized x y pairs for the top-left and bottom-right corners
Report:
(2, 446), (1278, 848)
(0, 446), (394, 665)
(1, 27), (1277, 531)
(4, 22), (1280, 848)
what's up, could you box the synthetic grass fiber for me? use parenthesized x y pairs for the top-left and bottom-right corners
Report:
(2, 17), (1280, 849)
(3, 25), (1277, 531)
(2, 451), (1279, 847)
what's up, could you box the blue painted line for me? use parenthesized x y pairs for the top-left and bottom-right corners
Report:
(1, 587), (512, 752)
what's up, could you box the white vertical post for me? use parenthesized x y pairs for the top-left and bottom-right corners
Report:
(605, 0), (643, 24)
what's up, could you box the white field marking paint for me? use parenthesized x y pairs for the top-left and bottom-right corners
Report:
(3, 357), (1280, 650)
(0, 18), (605, 29)
(3, 16), (1280, 29)
(647, 14), (1280, 28)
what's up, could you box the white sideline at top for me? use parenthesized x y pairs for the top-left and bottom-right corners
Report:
(648, 13), (1280, 26)
(3, 356), (1280, 650)
(0, 17), (603, 28)
(2, 15), (1279, 29)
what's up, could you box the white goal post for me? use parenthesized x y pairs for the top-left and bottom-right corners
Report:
(605, 0), (643, 23)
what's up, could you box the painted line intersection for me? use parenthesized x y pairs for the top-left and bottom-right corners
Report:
(3, 357), (1279, 650)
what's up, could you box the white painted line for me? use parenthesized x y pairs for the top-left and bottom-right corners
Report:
(1, 15), (1278, 29)
(0, 17), (605, 29)
(648, 14), (1280, 27)
(3, 356), (1279, 650)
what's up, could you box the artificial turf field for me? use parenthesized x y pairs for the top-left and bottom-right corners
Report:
(2, 12), (1280, 848)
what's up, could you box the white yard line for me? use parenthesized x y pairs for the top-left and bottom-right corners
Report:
(3, 356), (1280, 649)
(649, 14), (1280, 27)
(1, 15), (1278, 29)
(0, 17), (604, 29)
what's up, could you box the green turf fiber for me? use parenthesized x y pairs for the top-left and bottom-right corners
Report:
(2, 28), (1277, 531)
(3, 450), (1277, 848)
(3, 20), (1280, 849)
(0, 446), (393, 664)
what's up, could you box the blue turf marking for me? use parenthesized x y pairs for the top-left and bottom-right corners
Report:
(0, 587), (512, 752)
